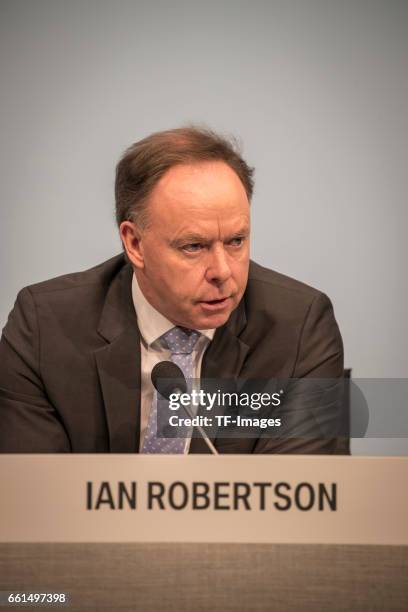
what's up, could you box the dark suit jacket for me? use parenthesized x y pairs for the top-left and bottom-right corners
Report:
(0, 255), (347, 453)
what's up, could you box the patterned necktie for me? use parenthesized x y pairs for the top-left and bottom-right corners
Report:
(141, 326), (201, 453)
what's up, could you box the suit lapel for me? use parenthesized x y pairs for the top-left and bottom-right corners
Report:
(95, 263), (141, 452)
(189, 299), (250, 453)
(201, 296), (249, 381)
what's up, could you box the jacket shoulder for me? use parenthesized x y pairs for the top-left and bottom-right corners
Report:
(26, 254), (128, 296)
(248, 260), (322, 301)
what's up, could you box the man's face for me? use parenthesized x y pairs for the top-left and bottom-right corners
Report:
(128, 161), (250, 330)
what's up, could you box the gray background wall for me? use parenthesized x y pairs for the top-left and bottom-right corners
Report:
(1, 0), (407, 454)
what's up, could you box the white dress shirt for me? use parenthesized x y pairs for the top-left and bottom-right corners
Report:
(132, 273), (215, 452)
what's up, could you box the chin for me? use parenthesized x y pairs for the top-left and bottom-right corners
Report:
(193, 311), (232, 330)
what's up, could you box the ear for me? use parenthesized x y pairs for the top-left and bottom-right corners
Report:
(119, 221), (145, 269)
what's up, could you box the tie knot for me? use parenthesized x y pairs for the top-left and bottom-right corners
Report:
(161, 326), (201, 355)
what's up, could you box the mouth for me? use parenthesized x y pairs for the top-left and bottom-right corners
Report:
(198, 296), (231, 311)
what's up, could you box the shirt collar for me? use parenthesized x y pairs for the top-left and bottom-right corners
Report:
(131, 273), (215, 347)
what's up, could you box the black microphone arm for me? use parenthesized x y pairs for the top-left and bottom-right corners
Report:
(151, 361), (218, 455)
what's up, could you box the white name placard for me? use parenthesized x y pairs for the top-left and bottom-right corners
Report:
(1, 455), (407, 545)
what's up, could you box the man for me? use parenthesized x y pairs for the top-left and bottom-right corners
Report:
(0, 127), (346, 453)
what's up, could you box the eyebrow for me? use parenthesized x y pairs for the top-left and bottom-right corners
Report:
(170, 227), (250, 248)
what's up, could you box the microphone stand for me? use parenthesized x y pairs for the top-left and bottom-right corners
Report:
(178, 395), (219, 455)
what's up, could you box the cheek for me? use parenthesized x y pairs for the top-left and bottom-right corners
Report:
(159, 265), (202, 302)
(232, 259), (249, 284)
(174, 262), (205, 286)
(145, 248), (182, 282)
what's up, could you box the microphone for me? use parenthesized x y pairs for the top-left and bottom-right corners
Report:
(151, 361), (218, 455)
(151, 361), (187, 398)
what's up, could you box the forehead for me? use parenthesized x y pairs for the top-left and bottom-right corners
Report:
(148, 161), (250, 218)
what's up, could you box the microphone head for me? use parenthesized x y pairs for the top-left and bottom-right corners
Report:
(151, 361), (187, 400)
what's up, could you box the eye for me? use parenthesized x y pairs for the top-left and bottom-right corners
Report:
(227, 236), (245, 247)
(182, 243), (203, 253)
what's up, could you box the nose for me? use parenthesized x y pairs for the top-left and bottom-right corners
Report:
(205, 244), (232, 284)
